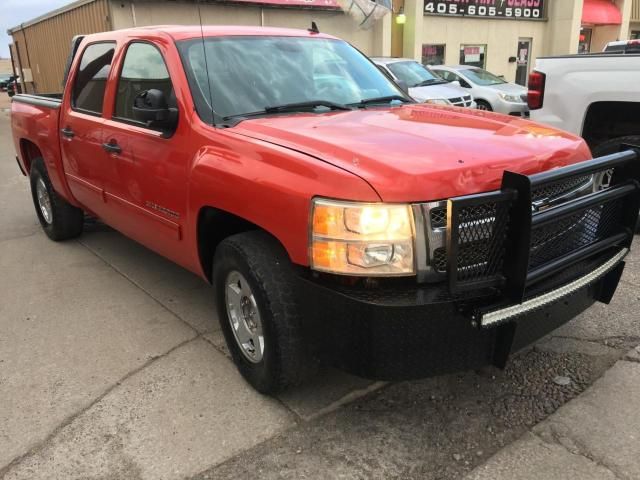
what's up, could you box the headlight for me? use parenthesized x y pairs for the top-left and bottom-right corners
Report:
(424, 98), (451, 105)
(310, 199), (415, 276)
(498, 93), (523, 103)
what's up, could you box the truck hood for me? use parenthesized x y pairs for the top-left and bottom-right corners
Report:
(409, 82), (470, 102)
(232, 104), (591, 202)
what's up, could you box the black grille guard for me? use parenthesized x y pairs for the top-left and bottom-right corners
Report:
(445, 146), (640, 304)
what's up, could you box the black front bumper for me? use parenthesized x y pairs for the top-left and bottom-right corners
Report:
(299, 148), (640, 380)
(299, 249), (627, 380)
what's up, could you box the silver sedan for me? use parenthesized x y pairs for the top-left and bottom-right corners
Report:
(431, 65), (529, 117)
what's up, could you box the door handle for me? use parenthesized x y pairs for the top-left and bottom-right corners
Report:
(102, 142), (122, 154)
(60, 127), (75, 138)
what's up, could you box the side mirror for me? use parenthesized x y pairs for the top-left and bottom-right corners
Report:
(396, 79), (410, 95)
(132, 89), (178, 133)
(451, 80), (461, 87)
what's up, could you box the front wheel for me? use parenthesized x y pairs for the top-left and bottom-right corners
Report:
(476, 100), (493, 111)
(213, 231), (315, 393)
(29, 157), (84, 241)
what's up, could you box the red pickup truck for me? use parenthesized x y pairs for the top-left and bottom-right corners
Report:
(11, 26), (640, 393)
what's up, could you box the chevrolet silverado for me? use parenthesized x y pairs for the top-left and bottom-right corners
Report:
(11, 26), (640, 393)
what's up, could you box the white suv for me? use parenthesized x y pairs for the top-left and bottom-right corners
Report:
(372, 57), (476, 108)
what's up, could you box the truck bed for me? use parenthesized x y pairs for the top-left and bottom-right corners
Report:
(12, 93), (62, 108)
(11, 93), (77, 206)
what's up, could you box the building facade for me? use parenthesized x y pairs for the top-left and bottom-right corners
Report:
(7, 0), (640, 93)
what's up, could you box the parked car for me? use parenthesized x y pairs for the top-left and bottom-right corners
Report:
(372, 57), (475, 107)
(603, 39), (640, 54)
(0, 74), (16, 91)
(431, 65), (529, 116)
(529, 52), (640, 230)
(6, 76), (21, 96)
(11, 26), (640, 394)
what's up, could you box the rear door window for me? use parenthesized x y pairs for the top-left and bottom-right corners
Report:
(72, 42), (115, 115)
(114, 42), (174, 126)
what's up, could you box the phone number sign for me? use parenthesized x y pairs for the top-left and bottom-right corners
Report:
(425, 0), (545, 19)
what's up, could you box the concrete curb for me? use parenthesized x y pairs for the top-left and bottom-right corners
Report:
(464, 347), (640, 480)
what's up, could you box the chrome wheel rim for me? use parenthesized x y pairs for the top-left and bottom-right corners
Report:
(225, 271), (264, 363)
(36, 178), (53, 224)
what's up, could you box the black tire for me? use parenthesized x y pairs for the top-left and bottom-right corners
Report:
(476, 100), (493, 111)
(30, 157), (84, 241)
(213, 231), (315, 393)
(591, 136), (640, 233)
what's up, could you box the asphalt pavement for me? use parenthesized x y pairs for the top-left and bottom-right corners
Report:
(1, 94), (639, 480)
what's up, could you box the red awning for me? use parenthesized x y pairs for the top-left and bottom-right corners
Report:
(582, 0), (622, 26)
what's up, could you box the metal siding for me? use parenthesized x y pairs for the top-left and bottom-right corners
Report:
(9, 0), (111, 93)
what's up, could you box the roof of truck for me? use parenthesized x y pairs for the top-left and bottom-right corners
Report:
(85, 25), (339, 43)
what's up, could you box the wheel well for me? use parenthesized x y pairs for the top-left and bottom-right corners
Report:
(197, 207), (261, 282)
(582, 102), (640, 149)
(19, 139), (42, 173)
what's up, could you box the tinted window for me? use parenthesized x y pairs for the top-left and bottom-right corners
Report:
(114, 42), (174, 123)
(73, 42), (115, 114)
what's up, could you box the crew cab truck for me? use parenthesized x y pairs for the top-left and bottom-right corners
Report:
(11, 26), (640, 394)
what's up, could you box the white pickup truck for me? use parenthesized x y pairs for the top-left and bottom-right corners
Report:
(528, 54), (640, 158)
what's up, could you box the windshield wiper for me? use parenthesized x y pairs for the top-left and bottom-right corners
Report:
(351, 95), (411, 107)
(221, 100), (351, 124)
(264, 100), (352, 113)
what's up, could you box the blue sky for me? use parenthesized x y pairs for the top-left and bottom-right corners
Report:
(1, 0), (72, 58)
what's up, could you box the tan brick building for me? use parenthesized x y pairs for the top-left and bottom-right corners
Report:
(7, 0), (640, 93)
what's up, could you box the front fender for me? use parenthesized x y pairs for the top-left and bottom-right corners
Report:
(187, 130), (381, 267)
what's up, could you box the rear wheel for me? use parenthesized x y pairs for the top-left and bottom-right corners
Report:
(476, 100), (492, 111)
(29, 157), (84, 241)
(591, 136), (640, 233)
(213, 231), (315, 393)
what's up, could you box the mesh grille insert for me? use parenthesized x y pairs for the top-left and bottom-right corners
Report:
(531, 175), (592, 203)
(529, 198), (624, 269)
(453, 201), (511, 283)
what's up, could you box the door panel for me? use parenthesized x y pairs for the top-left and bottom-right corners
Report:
(100, 41), (189, 264)
(60, 42), (116, 216)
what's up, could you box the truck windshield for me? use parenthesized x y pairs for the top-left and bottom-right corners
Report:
(177, 36), (408, 124)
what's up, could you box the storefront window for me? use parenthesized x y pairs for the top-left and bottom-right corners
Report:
(631, 31), (640, 40)
(459, 45), (486, 68)
(579, 28), (592, 54)
(422, 44), (446, 66)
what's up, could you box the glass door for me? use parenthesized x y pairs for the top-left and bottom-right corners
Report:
(515, 38), (532, 86)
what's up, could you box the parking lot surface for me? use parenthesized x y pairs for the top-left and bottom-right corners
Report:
(1, 98), (639, 479)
